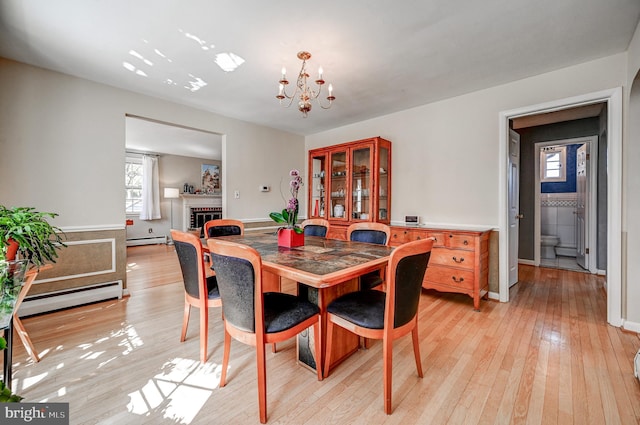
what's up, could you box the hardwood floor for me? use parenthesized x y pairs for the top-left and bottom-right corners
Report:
(3, 245), (640, 424)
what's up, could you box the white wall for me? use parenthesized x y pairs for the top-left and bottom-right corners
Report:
(0, 58), (305, 229)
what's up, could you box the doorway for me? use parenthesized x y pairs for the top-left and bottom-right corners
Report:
(533, 137), (598, 273)
(498, 88), (623, 327)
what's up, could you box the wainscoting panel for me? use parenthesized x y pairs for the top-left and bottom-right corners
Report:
(26, 227), (127, 307)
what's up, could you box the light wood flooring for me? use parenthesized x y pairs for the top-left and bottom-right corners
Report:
(3, 244), (640, 424)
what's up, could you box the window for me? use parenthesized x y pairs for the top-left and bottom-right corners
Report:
(125, 157), (143, 213)
(540, 146), (566, 183)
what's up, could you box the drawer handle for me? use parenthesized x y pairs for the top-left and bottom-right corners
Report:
(452, 276), (464, 283)
(452, 256), (464, 263)
(463, 240), (469, 245)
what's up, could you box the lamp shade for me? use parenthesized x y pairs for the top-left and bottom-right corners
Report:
(164, 187), (180, 199)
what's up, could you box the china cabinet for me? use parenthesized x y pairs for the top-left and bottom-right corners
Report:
(308, 137), (391, 240)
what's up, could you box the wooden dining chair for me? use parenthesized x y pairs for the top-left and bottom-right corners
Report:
(323, 238), (434, 414)
(171, 230), (222, 363)
(301, 218), (330, 237)
(347, 222), (391, 290)
(204, 219), (244, 238)
(207, 238), (323, 424)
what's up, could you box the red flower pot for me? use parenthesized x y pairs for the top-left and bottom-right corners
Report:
(278, 228), (304, 248)
(5, 238), (19, 260)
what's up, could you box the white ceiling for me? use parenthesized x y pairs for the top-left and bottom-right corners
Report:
(1, 0), (639, 146)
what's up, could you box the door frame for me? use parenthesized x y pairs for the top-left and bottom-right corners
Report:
(498, 87), (622, 327)
(533, 136), (599, 273)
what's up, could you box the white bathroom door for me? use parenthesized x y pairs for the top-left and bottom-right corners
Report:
(508, 129), (520, 287)
(576, 143), (588, 269)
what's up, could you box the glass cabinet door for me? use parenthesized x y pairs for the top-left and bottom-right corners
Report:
(377, 146), (390, 222)
(351, 146), (372, 220)
(329, 150), (348, 220)
(309, 154), (327, 218)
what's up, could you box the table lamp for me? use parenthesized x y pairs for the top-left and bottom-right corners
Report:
(164, 187), (180, 244)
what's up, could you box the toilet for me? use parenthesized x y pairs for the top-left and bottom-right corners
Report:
(541, 235), (560, 259)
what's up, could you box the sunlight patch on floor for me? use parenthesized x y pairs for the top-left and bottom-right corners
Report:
(127, 357), (222, 424)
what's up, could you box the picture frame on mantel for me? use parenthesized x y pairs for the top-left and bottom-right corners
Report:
(202, 164), (220, 194)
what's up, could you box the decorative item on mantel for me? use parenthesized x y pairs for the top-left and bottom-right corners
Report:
(269, 169), (305, 248)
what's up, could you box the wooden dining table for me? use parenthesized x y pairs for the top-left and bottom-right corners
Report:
(205, 232), (394, 374)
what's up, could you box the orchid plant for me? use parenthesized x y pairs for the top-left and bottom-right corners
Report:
(269, 169), (304, 234)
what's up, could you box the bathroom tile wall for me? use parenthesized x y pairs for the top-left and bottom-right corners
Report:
(541, 193), (577, 256)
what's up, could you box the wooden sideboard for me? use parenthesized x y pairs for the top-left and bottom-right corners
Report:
(390, 226), (491, 311)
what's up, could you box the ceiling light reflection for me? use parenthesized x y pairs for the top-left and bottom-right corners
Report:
(215, 53), (245, 72)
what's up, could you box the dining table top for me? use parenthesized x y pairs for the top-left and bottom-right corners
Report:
(205, 232), (394, 289)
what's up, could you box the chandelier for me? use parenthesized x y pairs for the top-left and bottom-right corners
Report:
(276, 51), (335, 117)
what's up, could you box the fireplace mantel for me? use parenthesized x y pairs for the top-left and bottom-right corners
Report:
(181, 194), (222, 231)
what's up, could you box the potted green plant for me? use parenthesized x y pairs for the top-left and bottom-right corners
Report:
(0, 206), (65, 402)
(0, 206), (66, 267)
(269, 169), (305, 247)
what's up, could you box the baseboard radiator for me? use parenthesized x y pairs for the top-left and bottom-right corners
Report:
(18, 280), (123, 317)
(126, 235), (167, 246)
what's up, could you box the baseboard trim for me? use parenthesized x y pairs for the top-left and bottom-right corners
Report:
(18, 280), (123, 317)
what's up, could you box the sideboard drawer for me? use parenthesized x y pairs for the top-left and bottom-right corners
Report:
(390, 229), (409, 245)
(424, 265), (475, 290)
(426, 232), (445, 247)
(445, 233), (475, 250)
(429, 248), (475, 270)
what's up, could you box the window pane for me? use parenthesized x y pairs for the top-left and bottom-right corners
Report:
(547, 162), (560, 170)
(125, 160), (143, 213)
(546, 153), (560, 162)
(546, 170), (560, 178)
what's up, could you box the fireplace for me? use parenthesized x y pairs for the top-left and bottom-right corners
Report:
(181, 194), (222, 234)
(190, 207), (222, 236)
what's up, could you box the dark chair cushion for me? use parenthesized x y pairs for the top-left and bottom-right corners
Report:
(174, 240), (200, 298)
(209, 253), (256, 332)
(327, 290), (386, 330)
(263, 293), (319, 334)
(304, 225), (327, 237)
(350, 229), (388, 245)
(208, 225), (242, 238)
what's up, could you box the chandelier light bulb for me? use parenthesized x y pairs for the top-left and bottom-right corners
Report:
(275, 51), (335, 117)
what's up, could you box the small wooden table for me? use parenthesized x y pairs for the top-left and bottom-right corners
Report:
(208, 233), (394, 373)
